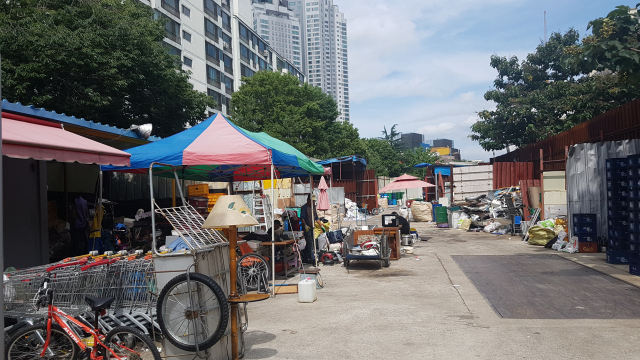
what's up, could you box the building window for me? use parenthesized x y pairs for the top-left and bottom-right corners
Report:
(161, 0), (180, 18)
(183, 56), (193, 67)
(182, 30), (191, 42)
(182, 5), (190, 17)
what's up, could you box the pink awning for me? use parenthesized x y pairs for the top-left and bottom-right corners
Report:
(2, 116), (131, 166)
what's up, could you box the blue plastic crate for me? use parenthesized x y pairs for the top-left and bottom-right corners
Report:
(607, 250), (636, 264)
(607, 188), (630, 199)
(608, 208), (630, 218)
(628, 167), (640, 178)
(629, 154), (640, 167)
(609, 217), (629, 228)
(608, 226), (628, 239)
(576, 234), (596, 243)
(574, 223), (596, 234)
(625, 200), (634, 210)
(573, 213), (597, 224)
(631, 220), (640, 232)
(629, 231), (640, 242)
(607, 179), (629, 189)
(607, 158), (628, 170)
(630, 241), (640, 252)
(629, 258), (640, 276)
(607, 168), (628, 179)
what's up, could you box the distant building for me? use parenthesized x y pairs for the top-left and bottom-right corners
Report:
(252, 0), (302, 68)
(423, 138), (461, 161)
(399, 133), (424, 149)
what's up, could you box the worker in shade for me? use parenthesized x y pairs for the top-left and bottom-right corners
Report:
(391, 211), (411, 235)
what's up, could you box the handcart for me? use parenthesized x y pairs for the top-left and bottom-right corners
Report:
(341, 226), (391, 272)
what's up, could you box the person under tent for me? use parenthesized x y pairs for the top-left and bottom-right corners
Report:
(391, 211), (411, 235)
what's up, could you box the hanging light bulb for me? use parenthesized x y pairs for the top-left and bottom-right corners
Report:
(131, 124), (153, 140)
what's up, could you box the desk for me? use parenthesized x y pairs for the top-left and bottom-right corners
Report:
(260, 239), (300, 278)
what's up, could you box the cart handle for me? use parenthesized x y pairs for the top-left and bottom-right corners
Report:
(80, 258), (118, 271)
(47, 258), (89, 272)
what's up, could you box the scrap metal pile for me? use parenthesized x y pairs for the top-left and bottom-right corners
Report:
(453, 187), (524, 233)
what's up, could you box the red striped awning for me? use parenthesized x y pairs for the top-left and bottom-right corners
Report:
(2, 113), (130, 166)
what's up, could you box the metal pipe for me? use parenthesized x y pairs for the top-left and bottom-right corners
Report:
(0, 53), (5, 356)
(271, 163), (275, 297)
(310, 174), (317, 267)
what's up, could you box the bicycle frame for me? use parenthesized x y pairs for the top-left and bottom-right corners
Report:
(40, 303), (125, 359)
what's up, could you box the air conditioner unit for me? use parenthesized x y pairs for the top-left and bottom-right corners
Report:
(222, 0), (228, 5)
(263, 50), (269, 57)
(223, 42), (229, 50)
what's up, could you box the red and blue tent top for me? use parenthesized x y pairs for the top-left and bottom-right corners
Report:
(101, 113), (325, 181)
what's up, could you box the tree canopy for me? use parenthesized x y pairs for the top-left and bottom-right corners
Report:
(0, 0), (214, 138)
(230, 71), (363, 159)
(362, 129), (439, 177)
(471, 5), (640, 151)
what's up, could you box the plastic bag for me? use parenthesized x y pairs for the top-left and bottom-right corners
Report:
(562, 236), (578, 253)
(317, 233), (328, 251)
(483, 222), (500, 233)
(527, 225), (556, 246)
(537, 220), (555, 229)
(298, 238), (306, 250)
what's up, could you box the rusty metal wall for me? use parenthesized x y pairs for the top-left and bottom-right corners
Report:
(492, 162), (534, 189)
(494, 99), (640, 177)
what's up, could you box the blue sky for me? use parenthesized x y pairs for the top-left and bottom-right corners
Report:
(340, 0), (623, 161)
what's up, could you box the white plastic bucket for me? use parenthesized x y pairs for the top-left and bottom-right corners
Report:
(298, 277), (317, 303)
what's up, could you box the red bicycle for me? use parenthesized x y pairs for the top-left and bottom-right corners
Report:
(5, 271), (161, 360)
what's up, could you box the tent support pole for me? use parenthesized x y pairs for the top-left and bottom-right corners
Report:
(0, 53), (5, 353)
(99, 171), (103, 235)
(271, 164), (276, 297)
(310, 174), (317, 267)
(172, 179), (176, 207)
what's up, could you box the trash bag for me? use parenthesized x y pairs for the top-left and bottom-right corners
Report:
(483, 222), (501, 233)
(527, 225), (556, 246)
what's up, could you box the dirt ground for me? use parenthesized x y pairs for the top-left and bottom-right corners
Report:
(242, 216), (640, 360)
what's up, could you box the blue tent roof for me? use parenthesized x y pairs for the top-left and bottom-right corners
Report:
(317, 155), (367, 167)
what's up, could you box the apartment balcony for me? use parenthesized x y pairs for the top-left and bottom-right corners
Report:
(240, 35), (249, 45)
(225, 86), (233, 95)
(224, 66), (233, 75)
(206, 54), (220, 66)
(165, 32), (181, 44)
(205, 31), (218, 42)
(223, 23), (231, 32)
(161, 0), (180, 18)
(204, 7), (218, 21)
(207, 78), (221, 89)
(221, 0), (230, 12)
(223, 42), (232, 54)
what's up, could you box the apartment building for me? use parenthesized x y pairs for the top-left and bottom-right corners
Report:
(251, 0), (303, 68)
(292, 0), (349, 122)
(145, 0), (304, 116)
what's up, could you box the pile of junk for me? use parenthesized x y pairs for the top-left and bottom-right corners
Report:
(449, 187), (528, 235)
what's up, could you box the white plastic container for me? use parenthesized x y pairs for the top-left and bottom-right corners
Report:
(298, 277), (317, 303)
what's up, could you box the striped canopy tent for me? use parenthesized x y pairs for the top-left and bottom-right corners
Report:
(101, 113), (324, 180)
(102, 113), (325, 294)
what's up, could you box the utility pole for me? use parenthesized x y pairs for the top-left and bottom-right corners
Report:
(544, 11), (547, 44)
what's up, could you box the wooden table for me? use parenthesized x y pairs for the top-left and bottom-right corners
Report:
(260, 239), (300, 278)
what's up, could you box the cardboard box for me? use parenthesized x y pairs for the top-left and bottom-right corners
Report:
(578, 241), (598, 253)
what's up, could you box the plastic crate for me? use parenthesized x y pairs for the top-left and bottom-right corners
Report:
(608, 208), (629, 218)
(629, 188), (640, 200)
(207, 193), (224, 205)
(630, 241), (640, 252)
(607, 188), (630, 199)
(188, 184), (209, 196)
(574, 223), (596, 234)
(628, 167), (640, 178)
(630, 231), (640, 243)
(607, 179), (629, 189)
(629, 258), (640, 276)
(629, 200), (637, 211)
(607, 250), (636, 264)
(607, 168), (628, 180)
(576, 234), (596, 243)
(573, 213), (597, 224)
(630, 220), (640, 232)
(578, 241), (598, 253)
(607, 158), (628, 170)
(628, 154), (640, 167)
(608, 199), (629, 209)
(608, 217), (629, 228)
(608, 226), (628, 239)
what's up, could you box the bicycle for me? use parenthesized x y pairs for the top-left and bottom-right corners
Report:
(5, 273), (161, 360)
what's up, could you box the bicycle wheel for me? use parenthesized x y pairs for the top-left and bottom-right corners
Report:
(237, 253), (270, 293)
(371, 208), (380, 216)
(104, 326), (161, 360)
(6, 324), (79, 360)
(156, 272), (229, 352)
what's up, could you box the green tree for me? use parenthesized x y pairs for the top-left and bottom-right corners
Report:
(0, 0), (214, 138)
(381, 124), (402, 149)
(362, 138), (402, 177)
(230, 71), (361, 158)
(401, 147), (440, 178)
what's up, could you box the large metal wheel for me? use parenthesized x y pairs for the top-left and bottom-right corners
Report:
(5, 324), (78, 360)
(156, 272), (229, 352)
(237, 253), (270, 293)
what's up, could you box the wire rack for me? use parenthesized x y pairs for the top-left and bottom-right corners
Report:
(154, 201), (228, 250)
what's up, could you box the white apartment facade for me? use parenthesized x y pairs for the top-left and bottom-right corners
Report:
(292, 0), (349, 122)
(143, 0), (304, 116)
(251, 1), (303, 68)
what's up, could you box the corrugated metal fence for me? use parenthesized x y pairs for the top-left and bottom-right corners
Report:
(492, 162), (535, 189)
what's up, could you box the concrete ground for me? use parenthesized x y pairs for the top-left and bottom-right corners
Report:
(243, 217), (640, 360)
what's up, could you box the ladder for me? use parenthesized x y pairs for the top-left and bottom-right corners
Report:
(252, 195), (272, 232)
(522, 208), (541, 242)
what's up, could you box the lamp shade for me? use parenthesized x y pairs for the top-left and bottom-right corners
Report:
(202, 195), (259, 229)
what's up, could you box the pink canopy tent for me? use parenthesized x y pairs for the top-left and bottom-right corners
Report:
(378, 174), (435, 193)
(317, 176), (330, 210)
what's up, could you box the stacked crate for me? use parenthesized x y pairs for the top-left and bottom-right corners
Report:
(207, 193), (224, 213)
(606, 158), (634, 264)
(573, 214), (597, 253)
(188, 184), (209, 215)
(627, 155), (640, 275)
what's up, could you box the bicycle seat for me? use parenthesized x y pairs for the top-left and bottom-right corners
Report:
(84, 296), (115, 311)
